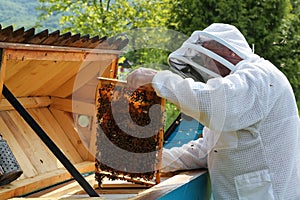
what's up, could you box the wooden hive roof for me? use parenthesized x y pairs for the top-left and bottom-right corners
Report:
(0, 24), (128, 50)
(0, 24), (127, 99)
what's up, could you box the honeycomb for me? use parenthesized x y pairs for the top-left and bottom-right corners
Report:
(95, 78), (164, 187)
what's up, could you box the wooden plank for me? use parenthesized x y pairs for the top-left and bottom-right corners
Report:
(18, 28), (36, 43)
(10, 27), (26, 43)
(156, 97), (166, 184)
(97, 172), (156, 187)
(46, 62), (90, 98)
(47, 76), (74, 98)
(1, 46), (120, 61)
(4, 60), (48, 96)
(40, 30), (60, 45)
(48, 62), (99, 98)
(0, 26), (13, 41)
(49, 108), (92, 161)
(133, 170), (208, 200)
(39, 174), (96, 198)
(72, 59), (119, 100)
(28, 108), (84, 163)
(64, 60), (111, 93)
(0, 161), (95, 200)
(29, 61), (82, 97)
(68, 35), (90, 48)
(4, 48), (117, 62)
(4, 60), (80, 97)
(108, 58), (119, 78)
(34, 60), (91, 97)
(98, 178), (150, 189)
(0, 48), (7, 103)
(0, 113), (38, 178)
(1, 27), (36, 43)
(57, 33), (81, 47)
(68, 178), (147, 196)
(24, 29), (49, 44)
(94, 188), (144, 195)
(50, 97), (95, 116)
(88, 116), (98, 161)
(3, 54), (117, 99)
(36, 62), (80, 96)
(3, 56), (117, 100)
(50, 60), (113, 98)
(84, 36), (107, 49)
(2, 110), (59, 174)
(0, 97), (51, 111)
(50, 32), (72, 46)
(4, 59), (31, 82)
(4, 60), (90, 97)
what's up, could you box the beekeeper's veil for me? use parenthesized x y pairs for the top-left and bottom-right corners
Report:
(168, 23), (253, 82)
(167, 23), (255, 154)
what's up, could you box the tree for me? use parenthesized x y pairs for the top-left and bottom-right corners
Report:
(168, 0), (290, 57)
(37, 0), (171, 36)
(274, 0), (300, 110)
(37, 0), (179, 70)
(37, 0), (299, 117)
(37, 0), (181, 128)
(168, 0), (300, 110)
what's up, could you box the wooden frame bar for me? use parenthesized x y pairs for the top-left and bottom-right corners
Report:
(0, 42), (121, 55)
(95, 78), (165, 186)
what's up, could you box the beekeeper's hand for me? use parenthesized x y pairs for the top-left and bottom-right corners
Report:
(126, 67), (157, 89)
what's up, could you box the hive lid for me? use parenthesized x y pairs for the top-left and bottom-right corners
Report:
(0, 24), (128, 50)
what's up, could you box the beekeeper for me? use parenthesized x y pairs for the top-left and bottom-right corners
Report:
(127, 23), (300, 199)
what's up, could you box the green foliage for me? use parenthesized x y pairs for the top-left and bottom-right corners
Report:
(36, 0), (181, 125)
(274, 1), (300, 110)
(37, 0), (173, 36)
(168, 0), (289, 59)
(36, 0), (175, 73)
(164, 100), (180, 131)
(168, 0), (300, 111)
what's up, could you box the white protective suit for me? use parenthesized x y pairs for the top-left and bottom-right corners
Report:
(152, 23), (300, 199)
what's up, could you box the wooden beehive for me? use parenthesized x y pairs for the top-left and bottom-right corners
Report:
(95, 78), (165, 187)
(0, 24), (127, 199)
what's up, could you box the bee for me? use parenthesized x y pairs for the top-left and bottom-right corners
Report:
(95, 81), (164, 186)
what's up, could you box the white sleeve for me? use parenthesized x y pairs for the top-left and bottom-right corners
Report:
(152, 70), (205, 109)
(161, 138), (208, 172)
(152, 69), (264, 132)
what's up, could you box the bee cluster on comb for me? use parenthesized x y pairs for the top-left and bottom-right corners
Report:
(95, 78), (165, 187)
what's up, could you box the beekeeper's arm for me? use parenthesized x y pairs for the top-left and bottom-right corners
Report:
(152, 69), (264, 132)
(161, 136), (208, 172)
